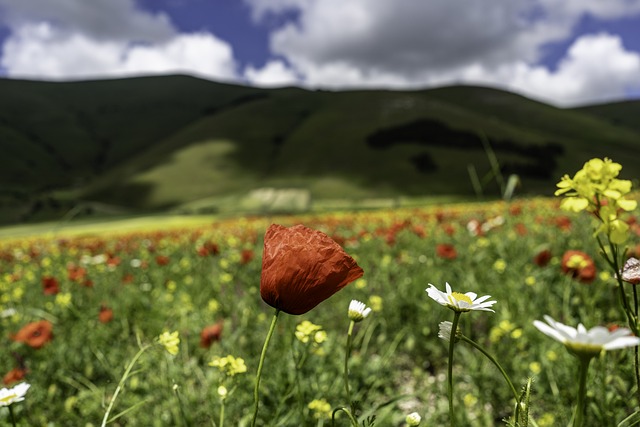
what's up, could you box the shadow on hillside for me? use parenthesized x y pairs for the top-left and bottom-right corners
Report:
(366, 118), (564, 180)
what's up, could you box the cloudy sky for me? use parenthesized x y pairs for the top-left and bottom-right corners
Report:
(0, 0), (638, 107)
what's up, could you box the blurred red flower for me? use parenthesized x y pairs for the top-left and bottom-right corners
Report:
(200, 322), (223, 348)
(555, 216), (572, 231)
(156, 255), (170, 266)
(509, 204), (522, 216)
(2, 367), (27, 386)
(12, 320), (54, 349)
(42, 276), (60, 295)
(260, 224), (364, 315)
(436, 243), (457, 260)
(514, 223), (528, 236)
(533, 249), (552, 267)
(240, 249), (254, 265)
(561, 250), (596, 283)
(99, 305), (114, 324)
(198, 242), (220, 257)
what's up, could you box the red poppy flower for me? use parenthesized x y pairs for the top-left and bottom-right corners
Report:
(436, 243), (457, 260)
(514, 223), (528, 236)
(200, 322), (223, 348)
(555, 216), (572, 231)
(198, 242), (220, 257)
(156, 255), (170, 266)
(12, 320), (54, 349)
(561, 250), (596, 283)
(240, 249), (254, 265)
(3, 367), (27, 386)
(260, 224), (364, 315)
(99, 305), (114, 324)
(533, 249), (552, 267)
(67, 264), (87, 282)
(509, 204), (522, 216)
(42, 276), (60, 295)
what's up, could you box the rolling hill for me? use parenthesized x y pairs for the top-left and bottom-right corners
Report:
(0, 74), (639, 223)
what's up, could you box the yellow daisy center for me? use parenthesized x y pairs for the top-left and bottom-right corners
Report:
(567, 254), (589, 269)
(0, 393), (17, 404)
(450, 292), (473, 305)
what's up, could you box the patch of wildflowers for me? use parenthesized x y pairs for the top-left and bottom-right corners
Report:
(158, 331), (180, 355)
(555, 157), (636, 243)
(308, 398), (332, 419)
(209, 355), (247, 377)
(295, 320), (326, 345)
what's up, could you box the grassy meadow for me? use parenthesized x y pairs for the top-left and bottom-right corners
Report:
(2, 184), (640, 426)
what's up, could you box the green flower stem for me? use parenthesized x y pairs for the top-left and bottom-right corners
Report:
(250, 309), (281, 427)
(573, 356), (592, 427)
(459, 335), (520, 423)
(101, 344), (151, 427)
(8, 405), (17, 427)
(344, 320), (356, 412)
(219, 398), (225, 427)
(598, 237), (635, 333)
(331, 407), (359, 426)
(447, 311), (462, 427)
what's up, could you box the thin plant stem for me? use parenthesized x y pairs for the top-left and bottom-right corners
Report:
(172, 384), (190, 427)
(331, 407), (359, 426)
(219, 398), (225, 427)
(573, 356), (592, 427)
(460, 335), (520, 423)
(101, 344), (151, 427)
(250, 309), (281, 427)
(344, 320), (355, 412)
(447, 311), (462, 427)
(8, 405), (17, 427)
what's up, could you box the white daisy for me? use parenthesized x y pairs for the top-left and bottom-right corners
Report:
(533, 315), (640, 357)
(348, 300), (372, 322)
(426, 283), (497, 313)
(0, 382), (30, 407)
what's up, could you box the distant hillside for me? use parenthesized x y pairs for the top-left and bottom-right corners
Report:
(573, 100), (640, 134)
(1, 75), (639, 223)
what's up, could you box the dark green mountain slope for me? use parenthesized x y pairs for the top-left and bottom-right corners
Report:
(1, 75), (639, 222)
(573, 100), (640, 134)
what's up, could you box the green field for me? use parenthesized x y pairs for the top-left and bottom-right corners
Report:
(2, 179), (640, 426)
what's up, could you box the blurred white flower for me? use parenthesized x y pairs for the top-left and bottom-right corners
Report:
(533, 315), (640, 357)
(406, 411), (422, 426)
(426, 283), (496, 313)
(348, 299), (372, 322)
(0, 382), (30, 406)
(438, 321), (453, 341)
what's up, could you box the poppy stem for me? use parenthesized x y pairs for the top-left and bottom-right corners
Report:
(447, 311), (461, 427)
(250, 309), (281, 427)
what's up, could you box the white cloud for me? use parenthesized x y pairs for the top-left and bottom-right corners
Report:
(0, 0), (175, 42)
(1, 23), (238, 81)
(505, 33), (640, 106)
(244, 59), (299, 87)
(244, 0), (640, 105)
